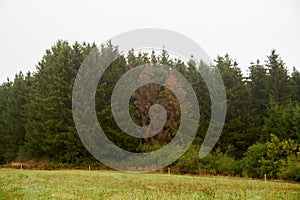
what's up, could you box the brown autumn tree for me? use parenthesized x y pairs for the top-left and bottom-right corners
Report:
(131, 66), (185, 145)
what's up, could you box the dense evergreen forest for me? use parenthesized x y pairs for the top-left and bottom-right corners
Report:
(0, 40), (299, 181)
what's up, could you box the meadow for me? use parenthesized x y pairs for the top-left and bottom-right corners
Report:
(0, 169), (299, 199)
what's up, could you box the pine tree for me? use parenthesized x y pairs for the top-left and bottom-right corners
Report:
(215, 55), (257, 158)
(291, 67), (300, 102)
(24, 41), (94, 163)
(265, 50), (292, 105)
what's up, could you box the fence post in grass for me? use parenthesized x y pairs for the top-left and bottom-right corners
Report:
(168, 167), (170, 176)
(20, 163), (23, 170)
(264, 174), (267, 183)
(89, 166), (91, 172)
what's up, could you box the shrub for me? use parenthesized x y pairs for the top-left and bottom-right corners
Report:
(278, 154), (300, 181)
(241, 143), (267, 178)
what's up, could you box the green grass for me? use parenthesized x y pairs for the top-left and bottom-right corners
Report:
(0, 169), (299, 199)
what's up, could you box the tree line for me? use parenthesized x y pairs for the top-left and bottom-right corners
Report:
(0, 40), (299, 181)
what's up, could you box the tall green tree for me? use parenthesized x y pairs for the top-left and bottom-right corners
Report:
(24, 41), (95, 163)
(0, 79), (13, 163)
(215, 55), (258, 158)
(0, 72), (31, 163)
(291, 67), (300, 102)
(263, 103), (300, 142)
(248, 60), (268, 116)
(265, 50), (292, 105)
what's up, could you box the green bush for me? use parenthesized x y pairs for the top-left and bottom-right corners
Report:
(207, 150), (239, 176)
(278, 154), (300, 181)
(175, 147), (239, 176)
(242, 143), (267, 178)
(174, 145), (200, 174)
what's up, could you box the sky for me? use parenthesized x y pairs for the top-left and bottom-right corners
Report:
(0, 0), (299, 83)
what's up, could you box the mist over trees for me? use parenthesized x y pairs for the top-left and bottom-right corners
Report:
(0, 41), (299, 181)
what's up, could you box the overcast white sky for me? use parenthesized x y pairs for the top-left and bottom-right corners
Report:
(0, 0), (299, 83)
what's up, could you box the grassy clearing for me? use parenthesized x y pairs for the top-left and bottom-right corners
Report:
(0, 169), (299, 199)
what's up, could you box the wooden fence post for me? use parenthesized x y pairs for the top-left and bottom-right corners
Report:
(264, 174), (267, 183)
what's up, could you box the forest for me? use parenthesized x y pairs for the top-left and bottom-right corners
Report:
(0, 40), (299, 181)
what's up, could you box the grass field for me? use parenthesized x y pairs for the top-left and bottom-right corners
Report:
(0, 169), (299, 199)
